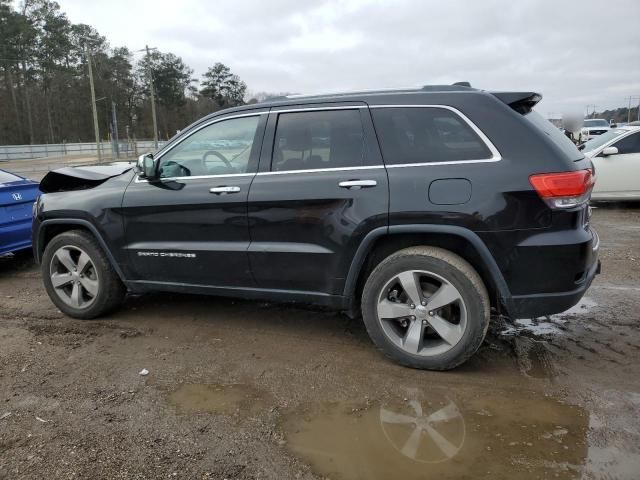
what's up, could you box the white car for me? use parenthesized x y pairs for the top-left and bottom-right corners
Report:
(582, 126), (640, 200)
(582, 118), (611, 141)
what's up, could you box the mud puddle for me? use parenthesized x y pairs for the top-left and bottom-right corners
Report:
(281, 388), (588, 480)
(168, 383), (267, 416)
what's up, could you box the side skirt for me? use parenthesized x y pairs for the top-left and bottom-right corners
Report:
(125, 280), (351, 310)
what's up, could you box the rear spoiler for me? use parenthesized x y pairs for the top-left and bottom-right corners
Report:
(491, 91), (542, 115)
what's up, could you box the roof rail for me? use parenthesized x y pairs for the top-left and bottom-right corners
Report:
(453, 81), (471, 87)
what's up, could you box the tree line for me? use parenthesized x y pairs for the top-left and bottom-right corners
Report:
(0, 0), (253, 146)
(594, 106), (640, 125)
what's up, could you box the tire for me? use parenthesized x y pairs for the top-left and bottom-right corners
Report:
(41, 230), (126, 319)
(361, 246), (489, 370)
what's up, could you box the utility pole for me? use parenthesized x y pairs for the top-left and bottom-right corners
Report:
(112, 101), (120, 159)
(85, 46), (102, 163)
(626, 96), (640, 123)
(146, 45), (159, 149)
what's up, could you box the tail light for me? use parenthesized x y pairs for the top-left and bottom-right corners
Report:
(529, 169), (595, 209)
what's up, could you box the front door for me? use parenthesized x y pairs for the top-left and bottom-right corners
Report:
(122, 112), (267, 287)
(247, 105), (388, 295)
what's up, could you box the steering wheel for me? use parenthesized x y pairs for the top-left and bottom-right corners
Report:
(203, 150), (233, 169)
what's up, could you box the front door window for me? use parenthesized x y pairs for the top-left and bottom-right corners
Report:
(158, 115), (261, 178)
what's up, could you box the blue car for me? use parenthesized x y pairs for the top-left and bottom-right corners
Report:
(0, 169), (40, 255)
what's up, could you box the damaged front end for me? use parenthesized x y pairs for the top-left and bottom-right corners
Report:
(39, 162), (135, 193)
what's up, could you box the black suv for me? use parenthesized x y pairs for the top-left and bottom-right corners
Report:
(33, 85), (600, 370)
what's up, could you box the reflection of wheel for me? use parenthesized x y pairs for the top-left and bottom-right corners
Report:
(42, 230), (125, 319)
(361, 247), (489, 370)
(379, 398), (465, 463)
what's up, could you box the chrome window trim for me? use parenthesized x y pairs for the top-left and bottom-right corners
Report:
(384, 158), (500, 169)
(369, 104), (502, 164)
(136, 104), (501, 182)
(256, 165), (385, 176)
(135, 172), (256, 183)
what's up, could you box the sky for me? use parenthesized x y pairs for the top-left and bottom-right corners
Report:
(53, 0), (640, 117)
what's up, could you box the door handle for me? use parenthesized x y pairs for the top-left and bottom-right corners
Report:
(209, 186), (241, 194)
(338, 180), (377, 189)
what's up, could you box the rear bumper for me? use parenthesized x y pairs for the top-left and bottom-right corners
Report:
(509, 228), (600, 318)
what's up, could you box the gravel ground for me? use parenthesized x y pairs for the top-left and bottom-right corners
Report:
(0, 205), (639, 479)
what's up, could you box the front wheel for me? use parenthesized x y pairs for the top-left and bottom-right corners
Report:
(41, 230), (126, 319)
(361, 246), (489, 370)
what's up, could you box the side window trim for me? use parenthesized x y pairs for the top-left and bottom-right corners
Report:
(369, 104), (502, 167)
(144, 111), (268, 181)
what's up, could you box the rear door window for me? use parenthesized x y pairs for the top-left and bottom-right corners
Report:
(272, 109), (365, 171)
(371, 107), (492, 165)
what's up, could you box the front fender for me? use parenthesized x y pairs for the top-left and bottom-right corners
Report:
(34, 218), (127, 283)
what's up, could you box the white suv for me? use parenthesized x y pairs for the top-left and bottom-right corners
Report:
(582, 118), (611, 141)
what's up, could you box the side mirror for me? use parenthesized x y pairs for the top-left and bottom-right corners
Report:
(137, 153), (157, 178)
(602, 146), (618, 156)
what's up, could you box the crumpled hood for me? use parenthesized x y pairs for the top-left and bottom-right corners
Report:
(40, 162), (134, 193)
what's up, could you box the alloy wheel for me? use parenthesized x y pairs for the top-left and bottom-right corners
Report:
(49, 245), (99, 309)
(376, 270), (467, 357)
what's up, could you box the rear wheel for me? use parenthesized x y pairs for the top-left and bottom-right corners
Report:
(361, 246), (489, 370)
(42, 230), (125, 319)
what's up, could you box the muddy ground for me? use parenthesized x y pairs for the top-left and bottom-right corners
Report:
(0, 205), (639, 479)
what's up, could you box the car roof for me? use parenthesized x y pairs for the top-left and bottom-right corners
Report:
(221, 84), (482, 112)
(189, 84), (541, 127)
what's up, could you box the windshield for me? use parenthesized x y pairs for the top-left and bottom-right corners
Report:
(584, 119), (608, 128)
(524, 110), (583, 161)
(582, 129), (627, 152)
(0, 170), (22, 184)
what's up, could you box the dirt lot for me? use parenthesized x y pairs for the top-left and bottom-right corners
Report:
(1, 205), (639, 479)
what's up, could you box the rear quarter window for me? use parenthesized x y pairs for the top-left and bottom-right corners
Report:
(524, 111), (584, 161)
(371, 107), (493, 165)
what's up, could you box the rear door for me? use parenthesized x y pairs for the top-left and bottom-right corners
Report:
(246, 104), (388, 295)
(122, 111), (267, 287)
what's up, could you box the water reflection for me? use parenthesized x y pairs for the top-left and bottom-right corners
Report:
(379, 398), (464, 463)
(281, 389), (588, 480)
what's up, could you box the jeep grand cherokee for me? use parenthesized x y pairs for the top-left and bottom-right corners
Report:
(33, 84), (600, 370)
